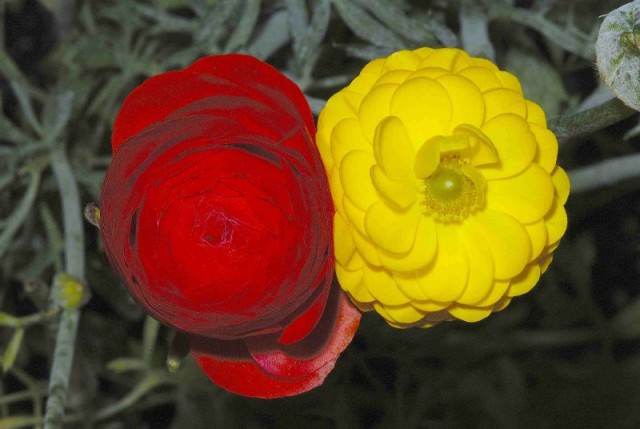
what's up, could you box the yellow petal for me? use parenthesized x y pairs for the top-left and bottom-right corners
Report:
(483, 88), (527, 122)
(480, 113), (537, 180)
(525, 219), (548, 262)
(371, 166), (417, 209)
(452, 51), (475, 72)
(374, 302), (425, 325)
(343, 196), (366, 236)
(364, 267), (410, 306)
(474, 279), (510, 307)
(456, 221), (495, 305)
(460, 164), (487, 207)
(412, 299), (450, 312)
(526, 100), (547, 126)
(470, 210), (531, 279)
(436, 74), (486, 130)
(340, 150), (377, 210)
(530, 124), (558, 173)
(349, 58), (385, 93)
(459, 66), (502, 92)
(438, 134), (472, 154)
(540, 255), (553, 273)
(329, 166), (345, 214)
(358, 83), (397, 143)
(341, 243), (365, 272)
(317, 94), (358, 168)
(383, 49), (422, 71)
(419, 48), (461, 70)
(336, 264), (374, 303)
(334, 213), (356, 267)
(393, 271), (430, 300)
(391, 77), (452, 147)
(364, 201), (421, 254)
(545, 197), (568, 246)
(414, 137), (443, 179)
(414, 47), (434, 59)
(493, 296), (511, 311)
(448, 303), (493, 322)
(508, 263), (541, 297)
(331, 119), (370, 169)
(373, 116), (416, 181)
(496, 70), (523, 94)
(414, 223), (469, 302)
(470, 57), (499, 72)
(419, 310), (451, 323)
(454, 124), (498, 167)
(551, 166), (570, 205)
(408, 67), (449, 80)
(340, 89), (365, 113)
(378, 215), (438, 272)
(351, 226), (382, 267)
(486, 164), (555, 224)
(375, 70), (411, 86)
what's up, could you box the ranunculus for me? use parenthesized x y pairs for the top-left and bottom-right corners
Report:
(317, 48), (569, 328)
(100, 54), (360, 398)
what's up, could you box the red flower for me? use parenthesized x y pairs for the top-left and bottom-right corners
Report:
(99, 54), (360, 398)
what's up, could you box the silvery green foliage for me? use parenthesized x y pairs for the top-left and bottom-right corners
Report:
(596, 0), (640, 111)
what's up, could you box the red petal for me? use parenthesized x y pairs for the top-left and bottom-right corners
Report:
(190, 338), (334, 399)
(245, 284), (360, 380)
(277, 273), (332, 345)
(186, 54), (315, 136)
(190, 286), (360, 398)
(111, 54), (314, 155)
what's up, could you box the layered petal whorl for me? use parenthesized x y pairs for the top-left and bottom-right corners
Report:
(317, 48), (570, 327)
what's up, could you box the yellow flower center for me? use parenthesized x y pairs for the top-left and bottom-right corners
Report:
(421, 158), (483, 223)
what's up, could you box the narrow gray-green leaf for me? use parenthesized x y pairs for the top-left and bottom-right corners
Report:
(504, 50), (567, 117)
(353, 0), (436, 45)
(460, 0), (495, 60)
(10, 82), (43, 136)
(43, 91), (74, 142)
(332, 0), (404, 49)
(294, 0), (331, 72)
(225, 0), (261, 52)
(0, 115), (31, 145)
(248, 10), (290, 60)
(0, 170), (41, 259)
(285, 0), (308, 45)
(136, 4), (195, 32)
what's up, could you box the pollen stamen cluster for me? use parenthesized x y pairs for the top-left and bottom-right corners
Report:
(420, 156), (481, 223)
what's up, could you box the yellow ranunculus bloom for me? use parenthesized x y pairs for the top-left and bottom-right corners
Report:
(317, 47), (569, 328)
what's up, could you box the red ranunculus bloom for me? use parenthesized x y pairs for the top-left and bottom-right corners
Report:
(99, 54), (360, 398)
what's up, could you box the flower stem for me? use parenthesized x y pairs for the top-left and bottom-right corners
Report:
(43, 144), (85, 429)
(550, 98), (637, 141)
(568, 153), (640, 193)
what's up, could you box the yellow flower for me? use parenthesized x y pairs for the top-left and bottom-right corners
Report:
(317, 47), (569, 328)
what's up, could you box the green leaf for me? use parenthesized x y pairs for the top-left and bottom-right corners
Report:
(0, 312), (18, 327)
(106, 357), (146, 373)
(2, 328), (25, 372)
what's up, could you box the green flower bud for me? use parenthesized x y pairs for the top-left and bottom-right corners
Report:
(596, 1), (640, 111)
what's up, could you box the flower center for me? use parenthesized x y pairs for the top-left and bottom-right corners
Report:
(421, 158), (484, 222)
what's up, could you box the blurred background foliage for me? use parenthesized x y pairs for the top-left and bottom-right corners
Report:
(1, 0), (640, 427)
